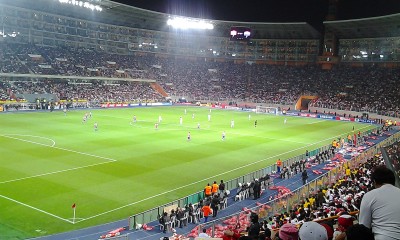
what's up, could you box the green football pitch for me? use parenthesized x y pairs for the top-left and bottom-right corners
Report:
(0, 106), (374, 238)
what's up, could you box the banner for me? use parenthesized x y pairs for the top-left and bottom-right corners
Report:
(355, 118), (377, 124)
(286, 112), (299, 116)
(299, 113), (317, 118)
(318, 115), (336, 120)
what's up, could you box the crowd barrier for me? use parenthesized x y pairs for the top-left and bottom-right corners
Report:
(127, 126), (394, 231)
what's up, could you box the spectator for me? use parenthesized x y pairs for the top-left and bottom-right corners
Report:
(345, 224), (374, 240)
(359, 166), (400, 240)
(198, 228), (210, 238)
(219, 180), (226, 195)
(201, 203), (212, 223)
(204, 183), (212, 198)
(333, 215), (354, 240)
(302, 169), (308, 185)
(277, 159), (282, 173)
(278, 223), (299, 240)
(299, 221), (328, 240)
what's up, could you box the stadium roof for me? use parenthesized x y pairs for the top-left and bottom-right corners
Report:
(99, 0), (321, 39)
(2, 0), (320, 39)
(324, 13), (400, 39)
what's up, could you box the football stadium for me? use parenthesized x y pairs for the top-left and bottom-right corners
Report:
(0, 0), (400, 240)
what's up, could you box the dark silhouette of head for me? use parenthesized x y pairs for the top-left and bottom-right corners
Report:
(371, 166), (395, 186)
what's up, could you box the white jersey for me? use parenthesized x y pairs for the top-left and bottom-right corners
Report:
(230, 120), (234, 128)
(208, 114), (211, 121)
(179, 117), (183, 125)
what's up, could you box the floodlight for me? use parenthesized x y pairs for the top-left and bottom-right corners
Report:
(58, 0), (102, 11)
(167, 17), (213, 30)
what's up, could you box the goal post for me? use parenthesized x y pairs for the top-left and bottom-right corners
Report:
(255, 106), (279, 115)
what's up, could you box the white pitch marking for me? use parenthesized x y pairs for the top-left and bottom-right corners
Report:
(0, 194), (73, 223)
(0, 134), (116, 162)
(0, 135), (117, 184)
(74, 124), (372, 223)
(308, 120), (328, 125)
(2, 134), (56, 147)
(0, 161), (116, 184)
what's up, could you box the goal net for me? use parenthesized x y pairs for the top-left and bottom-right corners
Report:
(256, 106), (279, 115)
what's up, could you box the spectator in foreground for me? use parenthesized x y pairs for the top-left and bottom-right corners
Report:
(333, 224), (375, 240)
(299, 221), (328, 240)
(333, 215), (354, 239)
(358, 166), (400, 240)
(278, 223), (299, 240)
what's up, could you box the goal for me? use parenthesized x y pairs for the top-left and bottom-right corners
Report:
(255, 106), (279, 115)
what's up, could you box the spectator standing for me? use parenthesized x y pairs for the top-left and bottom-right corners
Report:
(211, 181), (219, 195)
(204, 183), (212, 198)
(253, 179), (261, 199)
(302, 169), (308, 185)
(359, 166), (400, 240)
(277, 159), (282, 173)
(201, 204), (212, 223)
(219, 180), (225, 195)
(210, 194), (220, 217)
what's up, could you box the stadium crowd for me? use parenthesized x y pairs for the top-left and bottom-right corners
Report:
(157, 150), (400, 240)
(384, 141), (400, 180)
(1, 42), (400, 117)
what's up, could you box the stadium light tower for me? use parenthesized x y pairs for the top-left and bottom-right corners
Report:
(167, 17), (214, 30)
(58, 0), (103, 11)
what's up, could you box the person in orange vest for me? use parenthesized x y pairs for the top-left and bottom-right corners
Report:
(332, 139), (337, 149)
(211, 181), (219, 195)
(204, 183), (212, 198)
(201, 203), (212, 223)
(277, 159), (282, 173)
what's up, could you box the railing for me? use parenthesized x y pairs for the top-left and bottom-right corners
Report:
(127, 126), (386, 230)
(193, 131), (400, 238)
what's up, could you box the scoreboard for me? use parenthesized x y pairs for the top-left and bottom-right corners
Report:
(230, 26), (252, 41)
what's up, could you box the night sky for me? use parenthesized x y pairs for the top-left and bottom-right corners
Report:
(113, 0), (400, 27)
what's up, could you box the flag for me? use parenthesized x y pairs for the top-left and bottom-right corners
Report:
(72, 203), (76, 209)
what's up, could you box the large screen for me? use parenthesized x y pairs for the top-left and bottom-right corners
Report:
(230, 26), (252, 41)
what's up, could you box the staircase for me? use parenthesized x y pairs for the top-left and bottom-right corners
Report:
(150, 82), (168, 97)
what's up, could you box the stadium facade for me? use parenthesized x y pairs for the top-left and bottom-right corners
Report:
(2, 0), (400, 67)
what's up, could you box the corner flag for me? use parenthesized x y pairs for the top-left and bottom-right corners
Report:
(72, 203), (76, 224)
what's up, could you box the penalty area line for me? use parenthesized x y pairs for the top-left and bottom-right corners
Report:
(0, 134), (116, 162)
(0, 135), (117, 184)
(0, 161), (116, 184)
(0, 194), (74, 224)
(74, 124), (373, 223)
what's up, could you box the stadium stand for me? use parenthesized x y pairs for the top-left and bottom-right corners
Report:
(1, 42), (400, 116)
